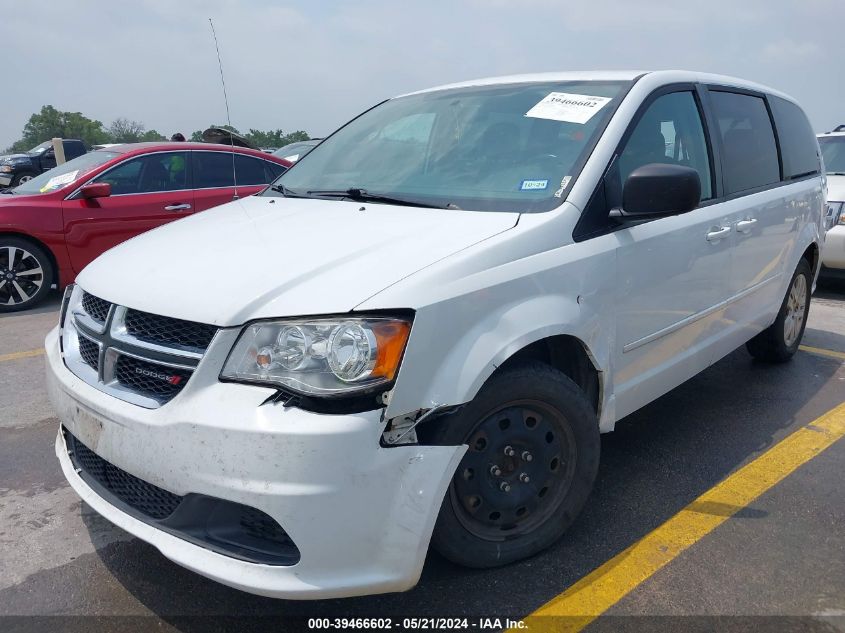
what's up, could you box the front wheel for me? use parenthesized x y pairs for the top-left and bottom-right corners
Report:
(430, 362), (600, 568)
(0, 238), (54, 312)
(11, 173), (36, 187)
(746, 258), (812, 363)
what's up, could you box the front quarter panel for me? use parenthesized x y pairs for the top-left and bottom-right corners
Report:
(361, 207), (618, 430)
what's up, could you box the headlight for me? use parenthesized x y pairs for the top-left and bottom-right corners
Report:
(0, 165), (11, 173)
(826, 201), (844, 228)
(221, 316), (412, 397)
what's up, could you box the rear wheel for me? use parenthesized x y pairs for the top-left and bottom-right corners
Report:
(746, 258), (812, 363)
(430, 362), (600, 568)
(0, 238), (54, 312)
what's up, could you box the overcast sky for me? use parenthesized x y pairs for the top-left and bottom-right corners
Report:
(2, 0), (843, 148)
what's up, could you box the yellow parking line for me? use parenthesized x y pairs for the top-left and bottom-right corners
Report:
(0, 348), (45, 363)
(799, 344), (845, 361)
(520, 402), (845, 633)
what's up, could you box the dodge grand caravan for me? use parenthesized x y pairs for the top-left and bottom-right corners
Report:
(46, 71), (825, 599)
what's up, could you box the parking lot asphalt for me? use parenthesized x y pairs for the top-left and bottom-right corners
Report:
(1, 283), (844, 633)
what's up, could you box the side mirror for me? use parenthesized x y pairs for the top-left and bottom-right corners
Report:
(80, 182), (112, 199)
(612, 163), (701, 219)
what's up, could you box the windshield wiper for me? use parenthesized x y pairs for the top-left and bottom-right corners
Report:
(268, 184), (309, 198)
(828, 171), (845, 176)
(305, 188), (446, 209)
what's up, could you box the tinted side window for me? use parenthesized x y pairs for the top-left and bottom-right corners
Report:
(618, 91), (713, 200)
(95, 152), (189, 195)
(234, 154), (268, 186)
(769, 96), (819, 180)
(193, 152), (235, 189)
(264, 161), (287, 182)
(709, 91), (780, 194)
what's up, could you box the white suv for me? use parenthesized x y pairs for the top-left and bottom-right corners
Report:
(46, 71), (825, 599)
(818, 128), (845, 276)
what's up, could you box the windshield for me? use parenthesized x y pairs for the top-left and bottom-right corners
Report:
(267, 80), (630, 212)
(273, 141), (318, 162)
(819, 136), (845, 174)
(28, 141), (52, 155)
(11, 151), (119, 195)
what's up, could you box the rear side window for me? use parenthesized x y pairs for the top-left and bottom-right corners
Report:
(769, 97), (820, 180)
(234, 154), (268, 186)
(709, 91), (780, 195)
(264, 161), (286, 182)
(193, 152), (235, 188)
(194, 152), (279, 187)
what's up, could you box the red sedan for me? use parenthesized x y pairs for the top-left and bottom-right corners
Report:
(0, 143), (290, 311)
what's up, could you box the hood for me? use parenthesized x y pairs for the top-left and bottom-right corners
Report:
(77, 196), (519, 326)
(0, 153), (31, 164)
(827, 174), (845, 202)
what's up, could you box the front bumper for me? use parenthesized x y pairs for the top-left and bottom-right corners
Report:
(0, 174), (12, 187)
(822, 225), (845, 270)
(46, 326), (465, 599)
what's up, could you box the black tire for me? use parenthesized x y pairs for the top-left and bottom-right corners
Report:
(10, 172), (37, 187)
(746, 258), (812, 363)
(430, 362), (600, 568)
(0, 237), (54, 312)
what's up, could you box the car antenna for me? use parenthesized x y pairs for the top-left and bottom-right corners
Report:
(209, 18), (239, 201)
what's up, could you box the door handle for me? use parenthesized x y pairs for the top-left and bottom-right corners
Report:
(735, 218), (758, 234)
(164, 203), (191, 212)
(706, 226), (732, 242)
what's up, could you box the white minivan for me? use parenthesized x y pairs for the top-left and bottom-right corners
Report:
(47, 71), (825, 599)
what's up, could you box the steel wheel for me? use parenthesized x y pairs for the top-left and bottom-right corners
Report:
(0, 245), (45, 307)
(783, 273), (807, 348)
(17, 174), (34, 184)
(450, 399), (577, 541)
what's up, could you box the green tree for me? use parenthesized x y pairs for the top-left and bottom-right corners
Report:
(139, 129), (167, 142)
(11, 105), (109, 151)
(107, 118), (146, 143)
(245, 129), (310, 148)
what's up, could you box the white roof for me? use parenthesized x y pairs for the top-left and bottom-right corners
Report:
(818, 131), (845, 138)
(398, 70), (795, 103)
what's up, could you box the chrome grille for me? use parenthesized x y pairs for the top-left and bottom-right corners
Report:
(78, 335), (100, 371)
(62, 288), (217, 408)
(81, 292), (112, 324)
(125, 309), (217, 352)
(113, 355), (192, 402)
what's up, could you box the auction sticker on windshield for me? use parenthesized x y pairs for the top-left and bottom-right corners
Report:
(525, 92), (612, 124)
(40, 170), (79, 192)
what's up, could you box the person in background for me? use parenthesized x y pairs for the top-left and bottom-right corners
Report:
(168, 134), (187, 183)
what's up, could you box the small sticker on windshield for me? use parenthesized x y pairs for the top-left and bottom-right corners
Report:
(554, 175), (572, 198)
(39, 170), (79, 193)
(520, 179), (548, 191)
(525, 92), (612, 124)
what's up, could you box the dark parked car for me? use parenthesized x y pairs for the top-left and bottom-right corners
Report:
(0, 140), (87, 187)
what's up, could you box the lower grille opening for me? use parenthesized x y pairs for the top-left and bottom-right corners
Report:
(65, 428), (300, 566)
